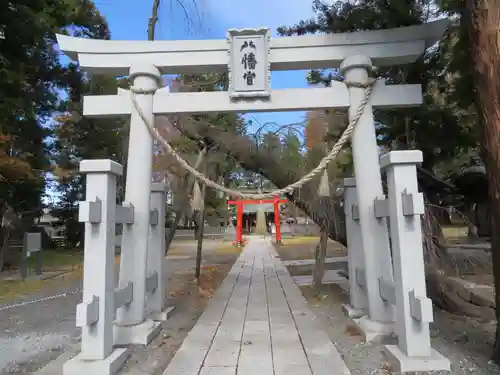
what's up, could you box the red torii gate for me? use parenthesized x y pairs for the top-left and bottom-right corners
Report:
(228, 195), (287, 246)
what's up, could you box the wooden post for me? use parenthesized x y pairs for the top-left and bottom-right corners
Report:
(465, 0), (500, 364)
(255, 203), (267, 235)
(195, 180), (206, 280)
(313, 229), (328, 293)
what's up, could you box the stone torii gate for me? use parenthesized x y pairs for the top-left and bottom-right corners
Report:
(56, 20), (450, 375)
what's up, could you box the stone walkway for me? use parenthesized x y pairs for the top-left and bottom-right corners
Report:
(163, 238), (350, 375)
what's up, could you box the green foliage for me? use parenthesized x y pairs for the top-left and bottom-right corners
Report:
(230, 128), (306, 192)
(52, 73), (127, 247)
(278, 0), (423, 36)
(282, 131), (303, 173)
(278, 0), (479, 177)
(0, 0), (109, 234)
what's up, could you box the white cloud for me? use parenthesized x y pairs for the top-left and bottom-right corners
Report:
(202, 0), (315, 34)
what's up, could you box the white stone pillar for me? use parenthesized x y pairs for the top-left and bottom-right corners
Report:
(147, 183), (169, 321)
(115, 63), (162, 345)
(79, 160), (120, 359)
(63, 159), (129, 375)
(340, 56), (394, 339)
(381, 150), (450, 372)
(341, 178), (366, 318)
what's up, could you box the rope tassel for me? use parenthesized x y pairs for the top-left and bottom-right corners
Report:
(191, 181), (204, 211)
(317, 170), (330, 197)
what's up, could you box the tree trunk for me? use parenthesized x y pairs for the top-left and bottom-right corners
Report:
(165, 148), (207, 254)
(0, 228), (9, 272)
(148, 0), (161, 41)
(467, 203), (479, 237)
(195, 177), (206, 280)
(464, 0), (500, 364)
(313, 229), (328, 293)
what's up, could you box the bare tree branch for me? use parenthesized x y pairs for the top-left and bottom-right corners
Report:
(148, 0), (161, 41)
(172, 115), (346, 244)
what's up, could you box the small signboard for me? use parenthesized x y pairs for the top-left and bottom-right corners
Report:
(21, 232), (42, 278)
(227, 28), (271, 99)
(25, 232), (42, 257)
(242, 203), (274, 214)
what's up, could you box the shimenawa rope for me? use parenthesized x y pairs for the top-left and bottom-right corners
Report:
(129, 76), (375, 200)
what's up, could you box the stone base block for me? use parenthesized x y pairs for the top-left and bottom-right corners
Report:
(114, 319), (162, 346)
(342, 304), (365, 319)
(384, 345), (451, 373)
(63, 348), (129, 375)
(149, 306), (175, 322)
(351, 315), (394, 344)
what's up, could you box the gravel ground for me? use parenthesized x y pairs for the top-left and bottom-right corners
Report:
(275, 240), (500, 375)
(301, 283), (500, 375)
(0, 238), (238, 375)
(0, 278), (82, 374)
(6, 234), (497, 375)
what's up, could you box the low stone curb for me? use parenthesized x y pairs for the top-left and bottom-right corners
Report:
(2, 268), (78, 282)
(448, 277), (495, 309)
(33, 343), (81, 375)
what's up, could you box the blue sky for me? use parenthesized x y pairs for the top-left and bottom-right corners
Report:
(92, 0), (318, 131)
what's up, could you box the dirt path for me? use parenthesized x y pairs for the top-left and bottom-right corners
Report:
(0, 239), (239, 375)
(118, 245), (240, 375)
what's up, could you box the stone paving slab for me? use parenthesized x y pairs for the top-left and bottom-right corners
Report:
(162, 238), (350, 375)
